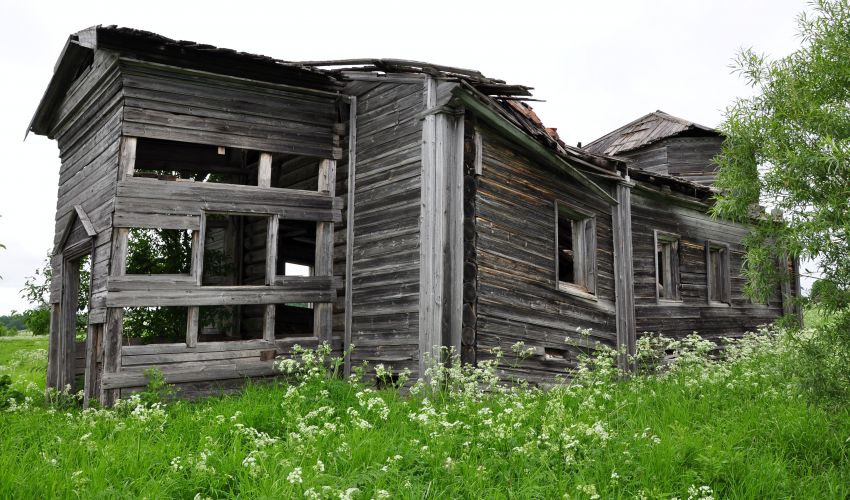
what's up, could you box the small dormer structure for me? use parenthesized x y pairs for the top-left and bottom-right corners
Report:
(584, 111), (723, 185)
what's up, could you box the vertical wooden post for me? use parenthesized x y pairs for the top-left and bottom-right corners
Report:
(46, 302), (61, 392)
(343, 97), (357, 376)
(263, 215), (279, 342)
(119, 137), (137, 181)
(258, 152), (273, 188)
(186, 224), (204, 348)
(102, 139), (136, 405)
(102, 227), (128, 405)
(83, 323), (102, 407)
(314, 159), (336, 344)
(612, 181), (636, 371)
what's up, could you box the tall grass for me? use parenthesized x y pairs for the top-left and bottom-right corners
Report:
(0, 329), (848, 499)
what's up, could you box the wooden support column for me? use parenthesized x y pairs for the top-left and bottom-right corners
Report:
(119, 137), (137, 180)
(612, 180), (636, 371)
(314, 159), (336, 344)
(46, 302), (61, 392)
(419, 77), (465, 375)
(343, 97), (357, 376)
(102, 227), (128, 405)
(83, 323), (102, 407)
(258, 152), (273, 188)
(102, 137), (136, 405)
(186, 224), (205, 348)
(263, 214), (279, 342)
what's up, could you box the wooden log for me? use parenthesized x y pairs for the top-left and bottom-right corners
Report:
(315, 159), (336, 344)
(344, 96), (357, 376)
(119, 137), (137, 180)
(257, 152), (272, 188)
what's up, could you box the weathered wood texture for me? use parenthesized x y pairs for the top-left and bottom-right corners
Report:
(619, 135), (723, 185)
(48, 50), (123, 324)
(337, 77), (426, 379)
(471, 127), (619, 384)
(118, 58), (341, 159)
(630, 186), (783, 340)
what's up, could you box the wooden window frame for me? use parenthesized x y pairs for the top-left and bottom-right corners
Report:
(705, 241), (731, 305)
(554, 201), (597, 298)
(654, 230), (681, 303)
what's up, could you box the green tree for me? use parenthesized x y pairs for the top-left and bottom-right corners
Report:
(713, 0), (850, 402)
(712, 0), (850, 309)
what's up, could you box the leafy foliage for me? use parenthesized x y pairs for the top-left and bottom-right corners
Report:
(0, 313), (25, 331)
(712, 0), (850, 307)
(712, 0), (850, 401)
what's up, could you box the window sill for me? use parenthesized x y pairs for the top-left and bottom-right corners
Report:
(707, 300), (731, 307)
(557, 282), (597, 302)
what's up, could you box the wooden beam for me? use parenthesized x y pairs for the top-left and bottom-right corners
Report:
(257, 152), (273, 188)
(314, 159), (336, 345)
(119, 136), (137, 181)
(106, 283), (337, 307)
(612, 182), (636, 371)
(264, 214), (279, 342)
(343, 96), (357, 376)
(102, 227), (128, 405)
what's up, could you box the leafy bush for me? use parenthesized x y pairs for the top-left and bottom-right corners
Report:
(22, 307), (50, 336)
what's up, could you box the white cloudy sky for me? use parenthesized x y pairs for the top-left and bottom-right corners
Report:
(0, 0), (807, 314)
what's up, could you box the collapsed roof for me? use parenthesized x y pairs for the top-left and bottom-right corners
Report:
(30, 25), (714, 201)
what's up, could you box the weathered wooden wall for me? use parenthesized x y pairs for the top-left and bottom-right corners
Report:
(630, 187), (783, 340)
(118, 58), (341, 159)
(621, 135), (723, 185)
(470, 127), (619, 384)
(338, 75), (427, 379)
(47, 49), (124, 390)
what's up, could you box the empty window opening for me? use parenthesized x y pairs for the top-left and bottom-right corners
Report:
(197, 305), (263, 342)
(202, 214), (269, 286)
(127, 228), (192, 275)
(655, 232), (681, 301)
(64, 253), (91, 392)
(134, 138), (259, 185)
(556, 203), (596, 294)
(272, 156), (320, 190)
(133, 138), (320, 189)
(272, 304), (314, 338)
(707, 244), (730, 303)
(276, 220), (316, 276)
(122, 306), (188, 344)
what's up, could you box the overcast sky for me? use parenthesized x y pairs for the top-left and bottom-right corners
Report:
(0, 0), (808, 315)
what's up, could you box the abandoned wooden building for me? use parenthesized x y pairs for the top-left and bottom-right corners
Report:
(28, 26), (798, 404)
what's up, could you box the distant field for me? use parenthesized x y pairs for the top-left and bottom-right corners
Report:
(0, 330), (848, 499)
(0, 334), (47, 390)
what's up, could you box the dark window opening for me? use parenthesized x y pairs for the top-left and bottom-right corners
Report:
(707, 244), (730, 303)
(556, 203), (596, 294)
(276, 219), (316, 277)
(273, 304), (315, 339)
(197, 305), (263, 342)
(122, 306), (188, 344)
(656, 233), (680, 301)
(557, 215), (575, 283)
(133, 138), (320, 189)
(127, 228), (192, 275)
(271, 156), (320, 190)
(202, 214), (269, 286)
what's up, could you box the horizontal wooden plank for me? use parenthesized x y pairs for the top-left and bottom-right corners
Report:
(106, 281), (337, 307)
(101, 360), (278, 389)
